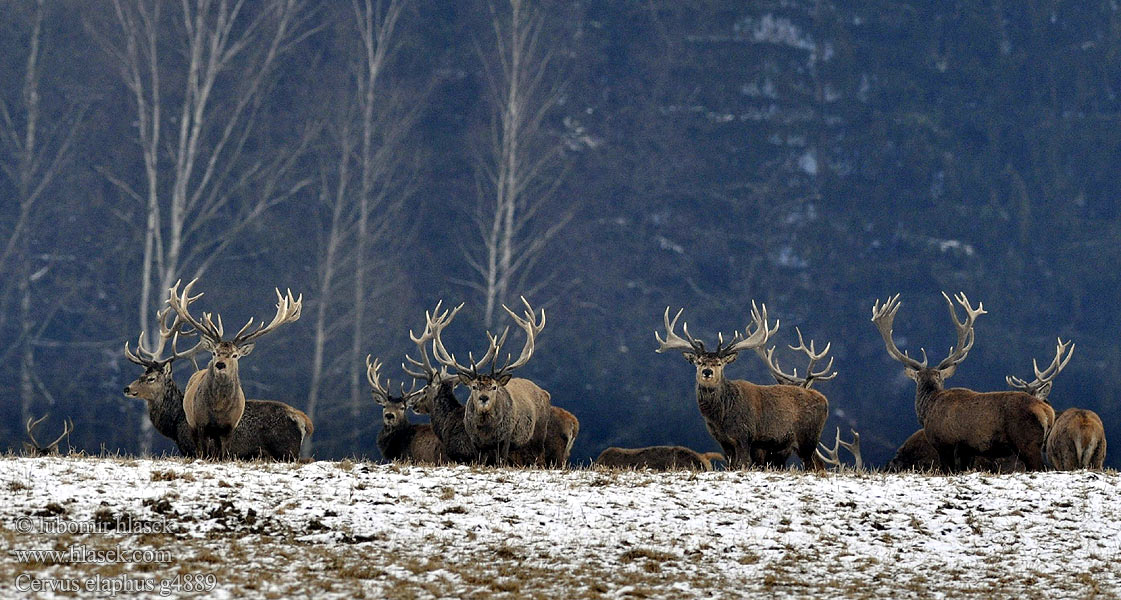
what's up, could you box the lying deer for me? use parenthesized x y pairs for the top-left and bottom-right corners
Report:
(595, 446), (723, 471)
(23, 415), (72, 456)
(655, 303), (830, 469)
(167, 278), (302, 459)
(124, 307), (313, 461)
(367, 356), (444, 464)
(872, 292), (1053, 472)
(1006, 338), (1105, 470)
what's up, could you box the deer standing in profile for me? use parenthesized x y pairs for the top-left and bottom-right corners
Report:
(872, 292), (1053, 472)
(167, 278), (302, 459)
(23, 415), (73, 456)
(124, 307), (312, 461)
(655, 303), (830, 469)
(431, 297), (561, 466)
(1006, 338), (1105, 470)
(367, 356), (445, 463)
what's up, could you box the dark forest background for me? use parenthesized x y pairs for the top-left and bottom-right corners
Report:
(1, 0), (1119, 468)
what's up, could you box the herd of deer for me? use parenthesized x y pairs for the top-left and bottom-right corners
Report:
(18, 283), (1108, 474)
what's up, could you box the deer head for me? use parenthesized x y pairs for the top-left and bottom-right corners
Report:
(166, 278), (302, 384)
(123, 306), (203, 401)
(402, 300), (463, 415)
(655, 302), (778, 387)
(1006, 337), (1074, 402)
(871, 292), (986, 388)
(366, 355), (424, 430)
(431, 296), (544, 413)
(23, 414), (73, 456)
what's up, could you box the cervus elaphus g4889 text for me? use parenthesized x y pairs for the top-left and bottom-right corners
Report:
(872, 292), (1053, 472)
(655, 303), (830, 470)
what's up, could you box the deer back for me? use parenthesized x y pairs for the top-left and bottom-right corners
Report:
(1047, 408), (1106, 470)
(922, 388), (1053, 448)
(711, 379), (827, 440)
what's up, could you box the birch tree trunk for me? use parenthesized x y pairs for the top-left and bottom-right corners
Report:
(468, 0), (571, 327)
(98, 0), (314, 454)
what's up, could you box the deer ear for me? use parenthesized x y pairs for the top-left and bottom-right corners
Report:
(904, 367), (919, 381)
(1037, 381), (1053, 401)
(497, 373), (513, 386)
(722, 353), (738, 365)
(160, 362), (173, 376)
(939, 364), (957, 379)
(682, 352), (696, 363)
(372, 393), (387, 407)
(238, 343), (255, 356)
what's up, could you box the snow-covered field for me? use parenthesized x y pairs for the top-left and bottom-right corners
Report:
(1, 456), (1118, 599)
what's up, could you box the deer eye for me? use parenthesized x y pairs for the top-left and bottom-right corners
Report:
(146, 377), (156, 383)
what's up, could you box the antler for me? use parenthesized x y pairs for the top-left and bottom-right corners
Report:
(124, 306), (204, 367)
(871, 294), (928, 370)
(25, 415), (72, 453)
(230, 287), (303, 346)
(934, 291), (985, 372)
(403, 300), (462, 382)
(655, 302), (777, 357)
(655, 307), (706, 354)
(431, 315), (506, 378)
(814, 427), (863, 470)
(1006, 337), (1074, 400)
(166, 278), (223, 344)
(366, 355), (419, 406)
(755, 327), (837, 388)
(493, 296), (545, 377)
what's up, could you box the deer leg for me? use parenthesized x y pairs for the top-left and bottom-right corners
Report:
(935, 444), (958, 474)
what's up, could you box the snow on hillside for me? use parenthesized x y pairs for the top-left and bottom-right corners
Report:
(1, 456), (1118, 599)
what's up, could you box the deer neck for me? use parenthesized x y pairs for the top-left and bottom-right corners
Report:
(913, 372), (944, 425)
(431, 382), (463, 421)
(377, 422), (416, 460)
(696, 377), (739, 420)
(149, 379), (188, 439)
(200, 366), (241, 402)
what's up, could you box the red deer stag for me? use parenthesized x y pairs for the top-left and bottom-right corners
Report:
(405, 301), (578, 466)
(124, 307), (312, 461)
(167, 278), (302, 459)
(402, 301), (477, 463)
(1006, 338), (1105, 470)
(595, 446), (723, 471)
(367, 356), (445, 464)
(655, 303), (829, 470)
(872, 292), (1053, 472)
(23, 415), (72, 456)
(431, 297), (560, 466)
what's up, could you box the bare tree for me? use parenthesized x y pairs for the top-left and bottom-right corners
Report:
(91, 0), (317, 453)
(303, 0), (423, 456)
(461, 0), (573, 327)
(0, 0), (88, 429)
